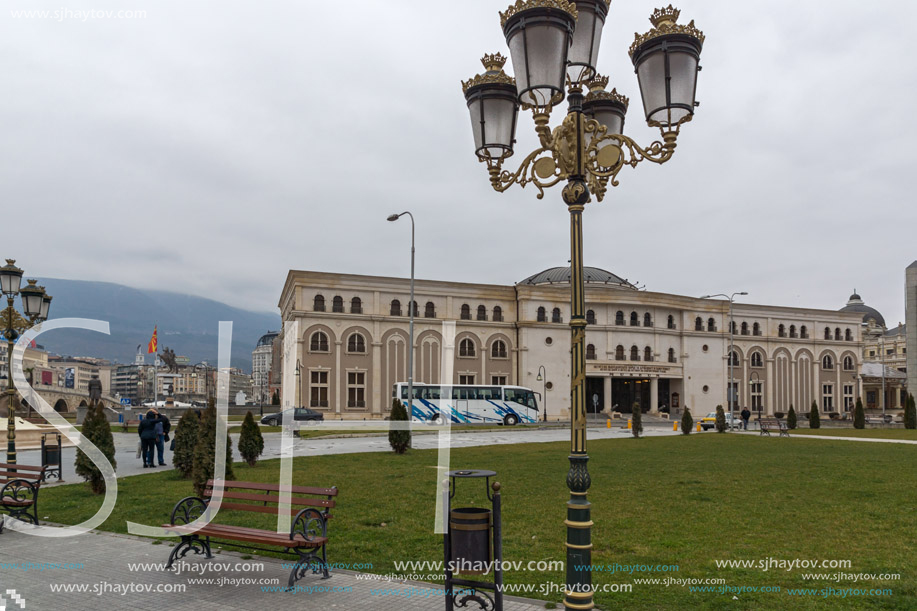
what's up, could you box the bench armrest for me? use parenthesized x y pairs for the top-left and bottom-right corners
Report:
(169, 496), (210, 526)
(291, 508), (327, 543)
(1, 478), (40, 506)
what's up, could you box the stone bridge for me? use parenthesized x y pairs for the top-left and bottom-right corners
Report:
(0, 387), (120, 415)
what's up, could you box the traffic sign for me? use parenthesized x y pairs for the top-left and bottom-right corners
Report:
(120, 398), (132, 405)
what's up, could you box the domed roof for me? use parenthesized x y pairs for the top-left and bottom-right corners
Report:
(518, 267), (636, 289)
(256, 331), (279, 347)
(839, 292), (885, 328)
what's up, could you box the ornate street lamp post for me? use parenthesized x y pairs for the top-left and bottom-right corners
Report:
(1, 260), (52, 464)
(462, 3), (705, 608)
(536, 365), (548, 422)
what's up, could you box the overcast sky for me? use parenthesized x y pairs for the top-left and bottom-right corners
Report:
(2, 1), (915, 326)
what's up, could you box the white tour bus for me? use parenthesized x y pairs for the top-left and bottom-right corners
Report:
(393, 382), (539, 425)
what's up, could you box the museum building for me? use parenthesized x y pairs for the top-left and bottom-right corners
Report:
(277, 267), (865, 420)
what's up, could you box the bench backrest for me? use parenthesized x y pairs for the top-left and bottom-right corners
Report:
(203, 480), (337, 518)
(0, 463), (46, 486)
(760, 419), (781, 426)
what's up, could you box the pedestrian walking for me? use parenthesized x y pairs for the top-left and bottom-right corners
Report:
(741, 406), (751, 431)
(155, 410), (171, 466)
(138, 410), (159, 468)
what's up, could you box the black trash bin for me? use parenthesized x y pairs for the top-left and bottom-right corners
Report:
(450, 507), (492, 574)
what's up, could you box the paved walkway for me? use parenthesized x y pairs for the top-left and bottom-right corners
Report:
(0, 528), (548, 610)
(737, 431), (917, 444)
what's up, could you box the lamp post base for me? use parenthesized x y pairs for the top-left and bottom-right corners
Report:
(564, 454), (592, 610)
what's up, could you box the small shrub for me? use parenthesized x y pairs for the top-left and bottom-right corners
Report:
(388, 398), (411, 454)
(172, 409), (200, 478)
(192, 398), (235, 497)
(271, 391), (280, 406)
(853, 398), (865, 429)
(715, 405), (727, 433)
(74, 401), (116, 494)
(905, 394), (916, 430)
(681, 408), (693, 435)
(238, 411), (265, 467)
(809, 401), (821, 429)
(787, 405), (797, 430)
(774, 412), (785, 419)
(631, 403), (643, 438)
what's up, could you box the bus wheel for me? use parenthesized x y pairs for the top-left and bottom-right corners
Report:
(504, 415), (519, 426)
(433, 415), (445, 425)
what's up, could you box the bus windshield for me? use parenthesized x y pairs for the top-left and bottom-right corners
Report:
(504, 388), (536, 409)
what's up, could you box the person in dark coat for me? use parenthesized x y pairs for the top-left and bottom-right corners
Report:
(740, 406), (751, 431)
(138, 410), (159, 468)
(154, 410), (171, 466)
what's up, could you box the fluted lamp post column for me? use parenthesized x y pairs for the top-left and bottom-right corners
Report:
(461, 3), (705, 608)
(1, 260), (52, 465)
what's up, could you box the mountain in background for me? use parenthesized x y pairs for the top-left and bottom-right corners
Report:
(32, 278), (280, 372)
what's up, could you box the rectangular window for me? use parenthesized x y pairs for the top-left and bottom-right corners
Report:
(822, 384), (834, 412)
(843, 384), (854, 412)
(491, 375), (507, 385)
(750, 382), (762, 410)
(347, 371), (365, 408)
(310, 370), (329, 408)
(459, 374), (475, 385)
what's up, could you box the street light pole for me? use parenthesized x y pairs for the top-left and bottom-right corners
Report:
(536, 365), (547, 422)
(462, 5), (706, 607)
(388, 212), (415, 420)
(700, 292), (747, 424)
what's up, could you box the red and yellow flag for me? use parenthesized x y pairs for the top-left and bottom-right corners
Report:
(147, 326), (158, 354)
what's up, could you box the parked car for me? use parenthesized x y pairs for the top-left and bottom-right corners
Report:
(699, 411), (736, 431)
(260, 407), (324, 426)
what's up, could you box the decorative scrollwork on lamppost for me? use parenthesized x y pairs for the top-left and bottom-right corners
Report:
(461, 3), (705, 609)
(1, 260), (52, 465)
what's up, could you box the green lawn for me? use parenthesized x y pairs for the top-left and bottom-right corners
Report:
(41, 435), (915, 609)
(791, 429), (917, 440)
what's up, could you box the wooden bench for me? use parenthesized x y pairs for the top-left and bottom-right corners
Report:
(865, 416), (891, 425)
(163, 480), (338, 589)
(759, 418), (789, 437)
(0, 463), (47, 533)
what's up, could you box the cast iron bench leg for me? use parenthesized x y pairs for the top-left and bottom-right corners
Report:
(166, 534), (213, 569)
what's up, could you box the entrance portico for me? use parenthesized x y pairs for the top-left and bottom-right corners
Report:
(586, 362), (683, 415)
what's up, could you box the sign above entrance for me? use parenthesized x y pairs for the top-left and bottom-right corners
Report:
(589, 363), (676, 376)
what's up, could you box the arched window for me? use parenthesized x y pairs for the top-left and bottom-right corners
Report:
(800, 325), (808, 339)
(459, 338), (476, 357)
(740, 322), (748, 335)
(753, 322), (761, 336)
(586, 310), (596, 325)
(615, 345), (625, 361)
(460, 304), (471, 320)
(332, 296), (344, 313)
(695, 317), (703, 331)
(630, 346), (640, 361)
(425, 301), (436, 318)
(552, 308), (562, 323)
(707, 318), (716, 332)
(644, 313), (652, 327)
(667, 315), (676, 330)
(822, 354), (834, 370)
(668, 348), (677, 363)
(491, 339), (507, 358)
(644, 347), (653, 362)
(845, 328), (852, 341)
(824, 327), (831, 340)
(313, 294), (326, 312)
(729, 351), (739, 366)
(586, 344), (596, 360)
(347, 332), (365, 353)
(730, 321), (737, 334)
(477, 305), (487, 321)
(615, 311), (625, 325)
(789, 324), (796, 338)
(751, 352), (763, 367)
(843, 356), (854, 371)
(537, 306), (547, 322)
(630, 312), (639, 326)
(778, 324), (786, 338)
(390, 299), (402, 316)
(351, 297), (362, 314)
(310, 331), (329, 352)
(411, 301), (419, 317)
(493, 306), (503, 322)
(834, 328), (841, 341)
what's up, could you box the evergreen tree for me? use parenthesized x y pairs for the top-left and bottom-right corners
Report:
(388, 398), (411, 454)
(715, 405), (727, 433)
(631, 403), (643, 438)
(905, 394), (917, 430)
(681, 408), (693, 435)
(192, 398), (235, 496)
(172, 408), (200, 478)
(238, 411), (264, 467)
(271, 391), (280, 406)
(853, 398), (865, 429)
(74, 402), (116, 494)
(809, 401), (821, 429)
(787, 404), (797, 430)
